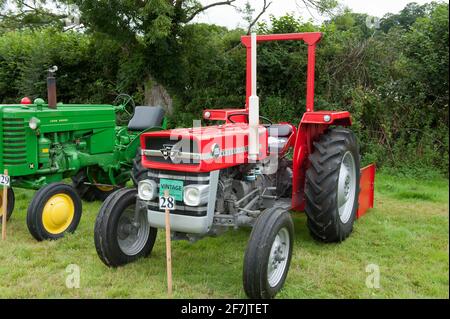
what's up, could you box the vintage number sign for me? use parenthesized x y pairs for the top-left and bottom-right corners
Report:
(159, 179), (184, 201)
(159, 196), (176, 211)
(0, 174), (10, 187)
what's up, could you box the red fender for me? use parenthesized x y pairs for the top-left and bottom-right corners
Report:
(291, 111), (352, 211)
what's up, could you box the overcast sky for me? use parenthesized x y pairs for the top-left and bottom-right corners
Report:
(193, 0), (448, 29)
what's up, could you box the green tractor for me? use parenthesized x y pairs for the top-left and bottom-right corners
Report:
(0, 67), (167, 241)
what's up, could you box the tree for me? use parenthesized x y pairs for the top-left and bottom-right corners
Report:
(47, 0), (239, 111)
(2, 0), (339, 111)
(238, 0), (272, 34)
(0, 0), (72, 32)
(58, 0), (338, 111)
(380, 2), (433, 32)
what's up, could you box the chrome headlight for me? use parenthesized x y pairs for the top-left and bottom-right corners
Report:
(183, 184), (209, 206)
(138, 180), (157, 201)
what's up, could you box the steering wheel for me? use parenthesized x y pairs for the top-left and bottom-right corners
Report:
(113, 94), (136, 126)
(227, 112), (273, 127)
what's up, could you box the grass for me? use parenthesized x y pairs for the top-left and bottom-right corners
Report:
(0, 172), (448, 299)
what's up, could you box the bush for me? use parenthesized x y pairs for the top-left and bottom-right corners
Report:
(0, 3), (448, 177)
(0, 29), (121, 104)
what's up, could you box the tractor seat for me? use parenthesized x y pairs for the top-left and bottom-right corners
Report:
(267, 124), (293, 153)
(128, 106), (166, 131)
(267, 124), (293, 137)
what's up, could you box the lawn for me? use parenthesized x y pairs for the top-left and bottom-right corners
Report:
(0, 172), (448, 299)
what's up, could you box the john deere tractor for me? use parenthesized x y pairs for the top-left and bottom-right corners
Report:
(0, 67), (166, 241)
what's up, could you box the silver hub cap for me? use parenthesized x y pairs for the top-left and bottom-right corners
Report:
(267, 228), (290, 288)
(337, 151), (356, 224)
(117, 205), (150, 256)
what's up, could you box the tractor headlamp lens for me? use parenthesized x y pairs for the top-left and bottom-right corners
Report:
(138, 180), (157, 201)
(183, 185), (209, 207)
(29, 117), (40, 130)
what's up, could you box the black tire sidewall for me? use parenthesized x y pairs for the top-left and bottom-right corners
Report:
(92, 187), (117, 202)
(0, 187), (15, 222)
(262, 213), (294, 298)
(27, 183), (82, 241)
(244, 208), (294, 299)
(132, 147), (148, 186)
(305, 128), (361, 242)
(71, 170), (96, 202)
(95, 188), (157, 267)
(72, 169), (120, 202)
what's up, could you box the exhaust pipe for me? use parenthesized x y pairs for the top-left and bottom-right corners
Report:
(47, 66), (58, 109)
(248, 33), (259, 162)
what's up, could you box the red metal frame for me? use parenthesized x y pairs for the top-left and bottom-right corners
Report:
(241, 32), (322, 112)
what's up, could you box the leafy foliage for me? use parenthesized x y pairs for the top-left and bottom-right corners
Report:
(0, 0), (71, 32)
(0, 29), (121, 103)
(0, 1), (448, 176)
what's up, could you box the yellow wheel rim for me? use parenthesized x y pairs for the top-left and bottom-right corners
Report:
(96, 185), (114, 192)
(42, 194), (75, 234)
(92, 177), (114, 192)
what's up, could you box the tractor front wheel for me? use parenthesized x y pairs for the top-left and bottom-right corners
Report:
(243, 208), (294, 299)
(94, 188), (157, 267)
(0, 187), (15, 223)
(305, 128), (360, 243)
(26, 183), (82, 241)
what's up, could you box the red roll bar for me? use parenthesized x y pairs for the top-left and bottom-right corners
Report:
(241, 32), (322, 112)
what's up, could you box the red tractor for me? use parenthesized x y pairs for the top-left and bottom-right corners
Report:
(94, 32), (375, 298)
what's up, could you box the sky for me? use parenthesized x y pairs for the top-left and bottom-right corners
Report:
(193, 0), (448, 29)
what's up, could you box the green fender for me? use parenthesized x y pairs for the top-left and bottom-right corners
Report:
(124, 118), (168, 161)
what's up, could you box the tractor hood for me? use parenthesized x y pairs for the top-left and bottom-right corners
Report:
(140, 124), (268, 173)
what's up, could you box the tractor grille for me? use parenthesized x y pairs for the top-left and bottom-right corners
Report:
(2, 118), (27, 165)
(145, 169), (210, 217)
(144, 136), (199, 166)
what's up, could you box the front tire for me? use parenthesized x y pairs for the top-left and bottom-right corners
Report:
(26, 183), (82, 241)
(0, 187), (15, 223)
(305, 128), (360, 243)
(94, 188), (157, 267)
(243, 208), (294, 299)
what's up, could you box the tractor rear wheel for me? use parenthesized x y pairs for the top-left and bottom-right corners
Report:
(243, 207), (294, 299)
(0, 187), (15, 223)
(305, 128), (360, 243)
(131, 147), (146, 186)
(26, 183), (82, 241)
(72, 169), (116, 202)
(94, 188), (157, 267)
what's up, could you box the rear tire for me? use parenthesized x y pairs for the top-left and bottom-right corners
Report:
(131, 147), (147, 186)
(94, 188), (157, 267)
(72, 169), (116, 202)
(305, 128), (360, 243)
(243, 208), (294, 299)
(0, 187), (15, 223)
(26, 183), (82, 241)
